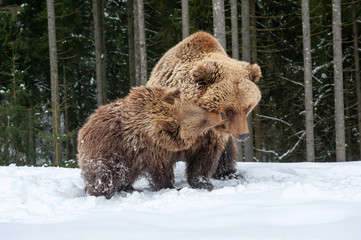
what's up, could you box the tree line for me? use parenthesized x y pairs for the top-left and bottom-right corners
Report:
(0, 0), (360, 166)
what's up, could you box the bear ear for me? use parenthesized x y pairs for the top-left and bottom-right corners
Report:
(157, 121), (177, 134)
(162, 88), (181, 104)
(247, 64), (262, 83)
(192, 61), (221, 89)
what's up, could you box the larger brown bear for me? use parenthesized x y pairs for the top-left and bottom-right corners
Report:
(147, 31), (261, 190)
(77, 86), (224, 198)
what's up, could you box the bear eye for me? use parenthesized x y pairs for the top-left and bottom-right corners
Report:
(201, 119), (208, 126)
(226, 109), (234, 118)
(244, 105), (251, 115)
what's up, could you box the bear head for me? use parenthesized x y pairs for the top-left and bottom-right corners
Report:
(191, 59), (261, 142)
(153, 88), (225, 149)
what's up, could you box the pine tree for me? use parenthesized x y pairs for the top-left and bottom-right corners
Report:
(301, 0), (315, 162)
(182, 0), (189, 39)
(127, 0), (136, 87)
(92, 0), (107, 106)
(212, 0), (226, 50)
(242, 0), (254, 162)
(352, 7), (361, 160)
(47, 0), (61, 166)
(137, 0), (147, 85)
(332, 0), (346, 162)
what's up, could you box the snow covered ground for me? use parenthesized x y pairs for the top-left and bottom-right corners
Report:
(1, 161), (361, 240)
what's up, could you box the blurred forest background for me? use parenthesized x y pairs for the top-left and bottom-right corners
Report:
(0, 0), (360, 166)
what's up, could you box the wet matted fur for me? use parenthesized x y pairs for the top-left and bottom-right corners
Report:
(77, 86), (223, 198)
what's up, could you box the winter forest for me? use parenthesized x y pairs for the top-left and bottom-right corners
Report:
(1, 0), (361, 166)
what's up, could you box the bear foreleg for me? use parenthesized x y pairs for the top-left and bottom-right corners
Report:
(213, 136), (239, 179)
(81, 158), (131, 199)
(185, 133), (225, 191)
(148, 160), (175, 191)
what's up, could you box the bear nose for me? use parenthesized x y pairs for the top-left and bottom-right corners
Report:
(238, 133), (250, 141)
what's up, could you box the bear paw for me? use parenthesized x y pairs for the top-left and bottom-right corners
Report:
(215, 173), (245, 181)
(188, 177), (214, 191)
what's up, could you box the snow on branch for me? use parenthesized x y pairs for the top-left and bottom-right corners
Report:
(255, 131), (306, 161)
(256, 114), (292, 126)
(278, 75), (304, 87)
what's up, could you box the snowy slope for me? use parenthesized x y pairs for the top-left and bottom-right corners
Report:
(1, 162), (361, 240)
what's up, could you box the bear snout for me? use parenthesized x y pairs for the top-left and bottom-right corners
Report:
(237, 133), (250, 142)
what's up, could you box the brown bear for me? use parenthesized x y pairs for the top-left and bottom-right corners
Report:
(77, 86), (224, 199)
(147, 31), (261, 190)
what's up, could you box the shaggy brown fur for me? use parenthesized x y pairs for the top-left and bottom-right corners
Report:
(147, 31), (261, 190)
(77, 86), (224, 198)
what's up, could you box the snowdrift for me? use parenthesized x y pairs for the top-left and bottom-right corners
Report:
(1, 162), (361, 240)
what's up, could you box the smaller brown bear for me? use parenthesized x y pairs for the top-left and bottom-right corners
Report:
(77, 86), (224, 199)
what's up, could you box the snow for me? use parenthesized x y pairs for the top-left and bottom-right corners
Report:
(1, 161), (361, 240)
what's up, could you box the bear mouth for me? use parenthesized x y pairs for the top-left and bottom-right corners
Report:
(232, 133), (250, 142)
(213, 125), (250, 142)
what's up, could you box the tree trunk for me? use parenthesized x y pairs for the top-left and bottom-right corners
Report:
(11, 42), (20, 166)
(212, 0), (226, 50)
(353, 8), (361, 160)
(93, 0), (107, 106)
(63, 63), (71, 161)
(332, 0), (346, 162)
(242, 0), (253, 162)
(133, 0), (141, 86)
(27, 108), (35, 166)
(137, 0), (147, 85)
(127, 0), (136, 87)
(242, 0), (251, 62)
(182, 0), (189, 39)
(231, 0), (238, 59)
(345, 76), (352, 160)
(251, 0), (262, 162)
(250, 1), (257, 63)
(230, 0), (242, 161)
(302, 0), (315, 162)
(47, 0), (61, 166)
